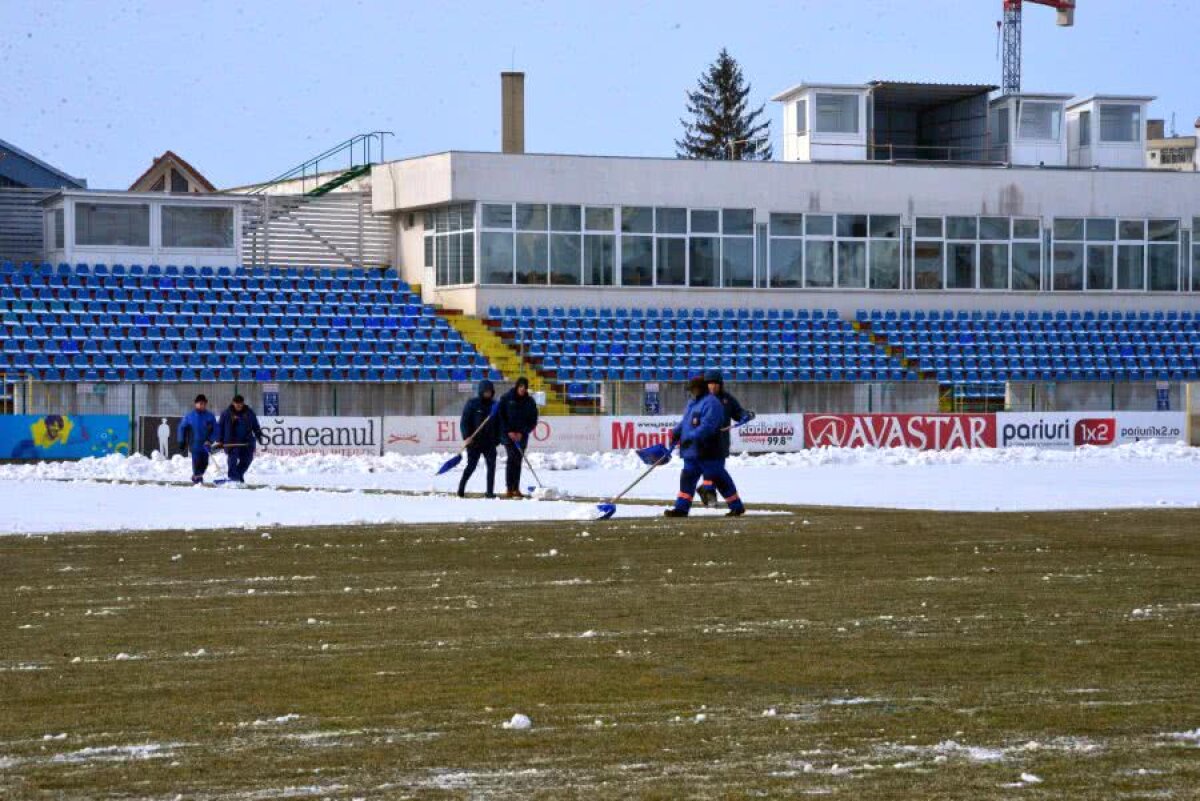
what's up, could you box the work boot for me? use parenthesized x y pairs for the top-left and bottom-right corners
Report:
(726, 507), (745, 517)
(506, 489), (525, 499)
(485, 492), (496, 499)
(457, 488), (466, 498)
(697, 485), (718, 508)
(663, 508), (688, 518)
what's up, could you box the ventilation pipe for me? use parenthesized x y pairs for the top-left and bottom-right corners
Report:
(501, 71), (525, 154)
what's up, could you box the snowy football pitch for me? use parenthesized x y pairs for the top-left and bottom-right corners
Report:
(3, 505), (1199, 799)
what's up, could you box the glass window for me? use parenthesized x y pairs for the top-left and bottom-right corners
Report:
(689, 237), (719, 287)
(1099, 104), (1140, 143)
(461, 232), (475, 284)
(550, 205), (581, 232)
(620, 236), (653, 285)
(654, 207), (687, 234)
(1053, 242), (1084, 290)
(1119, 220), (1145, 240)
(914, 241), (944, 289)
(1148, 219), (1179, 242)
(815, 93), (859, 133)
(1078, 110), (1091, 146)
(1018, 101), (1062, 139)
(806, 214), (834, 236)
(161, 206), (233, 248)
(621, 206), (653, 234)
(1148, 244), (1178, 291)
(947, 243), (976, 288)
(1086, 245), (1114, 290)
(770, 212), (803, 237)
(796, 99), (807, 133)
(435, 234), (451, 286)
(868, 215), (900, 239)
(690, 209), (719, 233)
(550, 234), (581, 285)
(869, 240), (901, 289)
(655, 238), (686, 285)
(1192, 245), (1200, 292)
(445, 234), (462, 284)
(423, 210), (435, 231)
(52, 209), (64, 250)
(836, 241), (866, 288)
(946, 216), (977, 240)
(1085, 218), (1116, 241)
(1117, 244), (1145, 290)
(482, 203), (513, 228)
(1054, 218), (1084, 241)
(836, 214), (868, 238)
(722, 208), (754, 236)
(979, 217), (1009, 240)
(423, 235), (434, 269)
(1012, 243), (1041, 290)
(515, 232), (548, 283)
(75, 203), (150, 247)
(991, 106), (1010, 145)
(915, 217), (943, 238)
(980, 243), (1009, 289)
(722, 238), (754, 287)
(805, 241), (834, 287)
(585, 207), (614, 231)
(1013, 218), (1040, 239)
(515, 204), (547, 231)
(583, 235), (614, 285)
(170, 169), (189, 193)
(769, 239), (802, 288)
(480, 233), (513, 283)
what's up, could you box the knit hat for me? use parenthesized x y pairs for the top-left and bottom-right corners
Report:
(704, 370), (724, 386)
(687, 376), (708, 395)
(194, 394), (208, 404)
(515, 377), (529, 389)
(232, 394), (245, 404)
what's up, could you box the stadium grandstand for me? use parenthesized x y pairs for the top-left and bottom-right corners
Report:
(2, 75), (1198, 425)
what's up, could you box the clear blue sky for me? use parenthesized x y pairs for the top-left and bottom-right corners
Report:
(2, 0), (1194, 189)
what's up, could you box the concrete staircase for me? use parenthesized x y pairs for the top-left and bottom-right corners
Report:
(436, 309), (571, 415)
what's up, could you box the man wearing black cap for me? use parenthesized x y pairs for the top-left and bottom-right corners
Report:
(213, 394), (265, 484)
(665, 376), (746, 517)
(497, 376), (539, 498)
(698, 370), (755, 508)
(177, 394), (217, 484)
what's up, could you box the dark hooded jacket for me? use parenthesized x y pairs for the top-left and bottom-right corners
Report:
(498, 383), (539, 437)
(460, 379), (500, 448)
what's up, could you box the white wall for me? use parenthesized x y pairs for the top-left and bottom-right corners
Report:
(375, 151), (1200, 220)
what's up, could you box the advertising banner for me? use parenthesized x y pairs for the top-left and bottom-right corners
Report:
(603, 416), (680, 452)
(804, 413), (996, 450)
(730, 414), (805, 452)
(0, 414), (131, 460)
(259, 416), (382, 456)
(383, 416), (604, 455)
(138, 415), (184, 457)
(997, 412), (1187, 447)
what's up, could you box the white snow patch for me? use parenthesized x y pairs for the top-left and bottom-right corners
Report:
(501, 713), (532, 730)
(50, 743), (178, 764)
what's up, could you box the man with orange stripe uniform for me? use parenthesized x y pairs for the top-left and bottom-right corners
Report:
(663, 376), (746, 518)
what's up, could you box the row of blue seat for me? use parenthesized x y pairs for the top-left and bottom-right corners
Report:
(1, 261), (399, 281)
(859, 308), (1196, 323)
(491, 306), (842, 322)
(16, 367), (501, 384)
(551, 368), (915, 383)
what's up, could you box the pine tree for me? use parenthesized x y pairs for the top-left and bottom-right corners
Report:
(676, 49), (772, 160)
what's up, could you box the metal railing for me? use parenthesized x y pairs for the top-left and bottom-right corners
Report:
(248, 132), (394, 196)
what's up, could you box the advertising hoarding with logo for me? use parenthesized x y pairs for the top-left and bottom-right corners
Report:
(998, 412), (1187, 447)
(259, 417), (382, 456)
(0, 414), (131, 459)
(804, 414), (996, 450)
(382, 416), (603, 455)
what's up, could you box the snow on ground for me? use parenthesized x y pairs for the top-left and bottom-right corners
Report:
(0, 441), (1196, 533)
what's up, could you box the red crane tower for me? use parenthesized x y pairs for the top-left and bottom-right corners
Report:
(1000, 0), (1076, 95)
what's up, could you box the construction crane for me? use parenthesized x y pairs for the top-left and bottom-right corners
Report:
(999, 0), (1076, 95)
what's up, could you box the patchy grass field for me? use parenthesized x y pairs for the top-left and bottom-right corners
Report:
(2, 507), (1199, 799)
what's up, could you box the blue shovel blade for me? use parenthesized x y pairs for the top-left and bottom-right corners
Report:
(435, 453), (463, 475)
(595, 503), (616, 520)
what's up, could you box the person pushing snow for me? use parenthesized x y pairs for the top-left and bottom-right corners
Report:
(498, 376), (538, 498)
(458, 379), (500, 498)
(177, 394), (216, 484)
(212, 394), (265, 484)
(697, 370), (754, 508)
(664, 376), (746, 518)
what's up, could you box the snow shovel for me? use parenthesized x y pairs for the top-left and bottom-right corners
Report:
(595, 443), (673, 521)
(435, 402), (499, 476)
